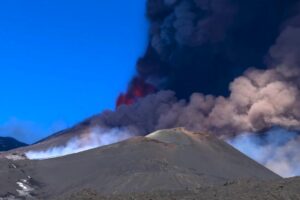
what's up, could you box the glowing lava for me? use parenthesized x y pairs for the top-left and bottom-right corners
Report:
(116, 77), (156, 107)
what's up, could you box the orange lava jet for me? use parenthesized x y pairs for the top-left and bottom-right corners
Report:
(116, 77), (156, 107)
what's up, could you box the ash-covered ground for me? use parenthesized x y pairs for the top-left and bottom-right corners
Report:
(1, 128), (299, 200)
(60, 178), (300, 200)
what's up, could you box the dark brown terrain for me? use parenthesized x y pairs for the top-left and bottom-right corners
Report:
(0, 128), (299, 200)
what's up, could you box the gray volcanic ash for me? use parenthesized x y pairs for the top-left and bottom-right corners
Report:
(136, 0), (300, 98)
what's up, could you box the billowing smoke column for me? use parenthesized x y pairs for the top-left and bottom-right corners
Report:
(111, 0), (300, 177)
(131, 0), (300, 98)
(115, 0), (300, 137)
(28, 0), (300, 177)
(155, 25), (300, 137)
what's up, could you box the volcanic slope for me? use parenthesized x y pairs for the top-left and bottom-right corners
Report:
(0, 128), (280, 200)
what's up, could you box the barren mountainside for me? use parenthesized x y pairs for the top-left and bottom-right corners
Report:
(0, 128), (286, 200)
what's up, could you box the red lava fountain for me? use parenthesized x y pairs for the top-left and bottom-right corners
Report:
(116, 77), (156, 107)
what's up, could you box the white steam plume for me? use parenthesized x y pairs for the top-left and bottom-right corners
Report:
(25, 127), (132, 160)
(228, 128), (300, 178)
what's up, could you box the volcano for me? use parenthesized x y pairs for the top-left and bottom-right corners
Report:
(1, 128), (290, 200)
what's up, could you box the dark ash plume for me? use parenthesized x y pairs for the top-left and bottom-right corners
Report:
(135, 0), (299, 98)
(109, 6), (300, 137)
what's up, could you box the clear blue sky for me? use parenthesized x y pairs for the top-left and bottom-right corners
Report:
(0, 0), (148, 143)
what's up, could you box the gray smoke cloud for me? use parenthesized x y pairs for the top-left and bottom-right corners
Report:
(137, 0), (300, 98)
(151, 0), (237, 52)
(119, 0), (300, 137)
(94, 22), (300, 137)
(153, 21), (300, 137)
